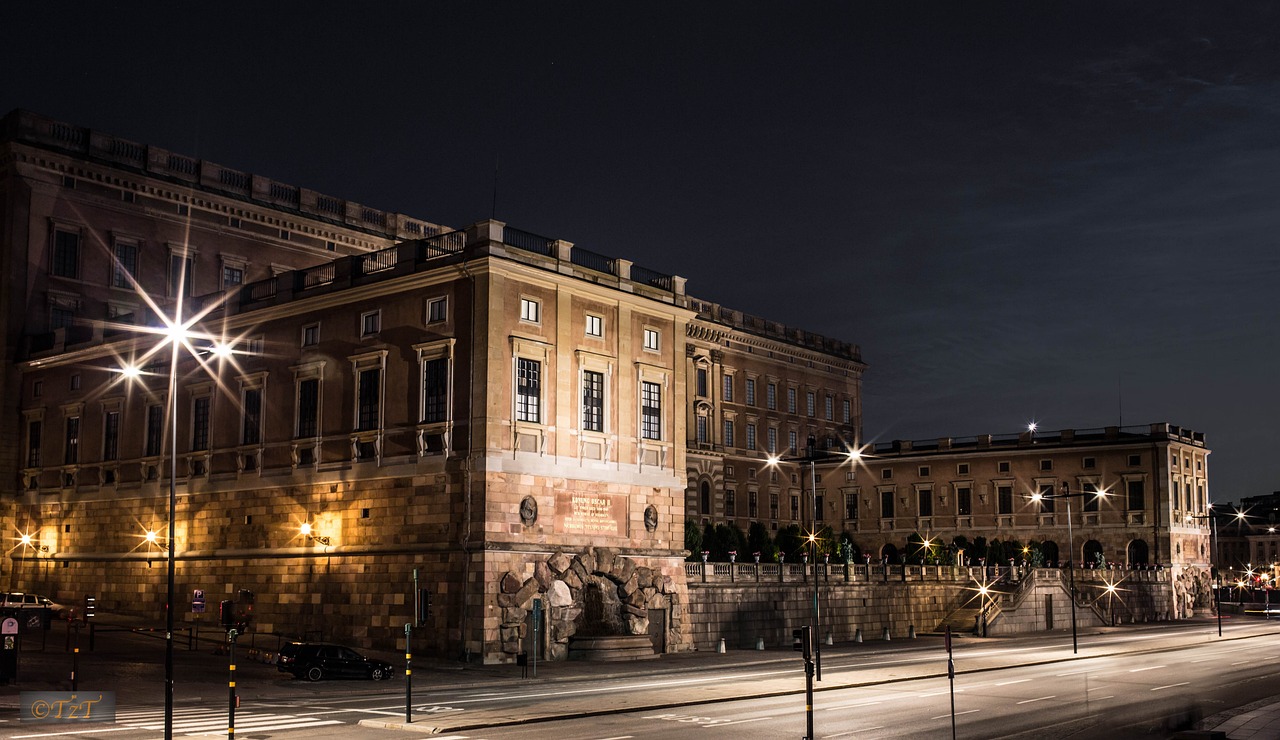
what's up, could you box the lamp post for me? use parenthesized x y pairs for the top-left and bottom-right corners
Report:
(118, 295), (232, 740)
(1029, 482), (1111, 654)
(767, 440), (864, 683)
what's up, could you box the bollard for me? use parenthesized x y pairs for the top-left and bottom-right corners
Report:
(854, 628), (863, 643)
(882, 627), (891, 641)
(825, 632), (833, 646)
(718, 637), (726, 653)
(908, 624), (916, 639)
(756, 637), (765, 651)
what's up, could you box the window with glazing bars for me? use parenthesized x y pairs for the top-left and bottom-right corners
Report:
(53, 230), (80, 278)
(422, 358), (448, 423)
(516, 358), (541, 423)
(242, 389), (262, 445)
(103, 411), (120, 461)
(191, 397), (210, 451)
(297, 379), (319, 437)
(64, 417), (80, 465)
(641, 381), (661, 440)
(27, 421), (41, 467)
(582, 370), (603, 432)
(357, 368), (381, 431)
(113, 241), (137, 288)
(146, 405), (163, 456)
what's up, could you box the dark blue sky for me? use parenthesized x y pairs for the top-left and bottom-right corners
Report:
(5, 2), (1277, 502)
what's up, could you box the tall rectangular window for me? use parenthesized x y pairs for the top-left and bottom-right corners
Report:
(723, 375), (733, 402)
(1038, 484), (1055, 513)
(52, 229), (80, 278)
(26, 420), (42, 467)
(695, 415), (707, 443)
(145, 405), (164, 456)
(643, 328), (660, 351)
(168, 253), (193, 297)
(806, 391), (816, 417)
(103, 411), (120, 462)
(1127, 479), (1144, 510)
(582, 370), (604, 432)
(998, 485), (1014, 515)
(746, 423), (756, 451)
(242, 388), (262, 445)
(64, 416), (80, 464)
(749, 491), (758, 518)
(815, 494), (825, 521)
(297, 379), (319, 438)
(422, 358), (449, 423)
(791, 495), (800, 519)
(725, 490), (736, 517)
(429, 297), (448, 323)
(723, 419), (734, 447)
(1084, 488), (1100, 512)
(787, 388), (797, 414)
(880, 490), (895, 518)
(745, 378), (756, 406)
(767, 427), (777, 453)
(641, 381), (661, 440)
(770, 493), (779, 519)
(825, 396), (834, 421)
(843, 399), (851, 423)
(789, 430), (798, 453)
(696, 368), (708, 397)
(766, 383), (776, 410)
(191, 397), (210, 451)
(357, 368), (381, 431)
(113, 241), (138, 288)
(918, 488), (933, 517)
(957, 485), (972, 516)
(516, 358), (541, 423)
(845, 493), (858, 519)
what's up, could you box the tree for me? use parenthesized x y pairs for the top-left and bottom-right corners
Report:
(747, 521), (777, 562)
(715, 522), (748, 560)
(775, 524), (806, 561)
(684, 520), (703, 561)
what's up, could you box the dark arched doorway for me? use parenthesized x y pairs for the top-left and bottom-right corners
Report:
(1083, 539), (1104, 568)
(1041, 541), (1060, 567)
(1128, 539), (1149, 566)
(881, 543), (899, 563)
(700, 481), (711, 515)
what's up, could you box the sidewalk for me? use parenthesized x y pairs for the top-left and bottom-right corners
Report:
(0, 613), (1275, 739)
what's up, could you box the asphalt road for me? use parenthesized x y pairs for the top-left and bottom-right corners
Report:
(0, 618), (1276, 739)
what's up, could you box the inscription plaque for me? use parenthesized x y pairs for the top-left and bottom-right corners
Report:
(554, 492), (628, 537)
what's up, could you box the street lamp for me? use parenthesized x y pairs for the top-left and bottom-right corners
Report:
(767, 439), (864, 682)
(1186, 506), (1223, 637)
(1029, 482), (1111, 654)
(116, 293), (235, 740)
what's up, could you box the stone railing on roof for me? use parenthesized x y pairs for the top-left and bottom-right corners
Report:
(870, 423), (1206, 457)
(2, 109), (446, 241)
(687, 297), (861, 362)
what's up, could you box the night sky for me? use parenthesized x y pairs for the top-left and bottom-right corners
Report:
(5, 2), (1278, 503)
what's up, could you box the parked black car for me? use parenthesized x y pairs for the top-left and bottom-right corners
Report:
(277, 642), (396, 681)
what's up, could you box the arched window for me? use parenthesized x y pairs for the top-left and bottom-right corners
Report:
(1128, 539), (1149, 566)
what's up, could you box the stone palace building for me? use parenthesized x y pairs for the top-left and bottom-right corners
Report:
(1, 110), (1212, 660)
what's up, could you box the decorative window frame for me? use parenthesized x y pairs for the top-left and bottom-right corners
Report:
(290, 361), (325, 468)
(635, 362), (669, 469)
(575, 349), (615, 462)
(511, 336), (551, 454)
(236, 372), (267, 475)
(99, 397), (124, 486)
(349, 350), (388, 463)
(166, 241), (198, 298)
(414, 339), (455, 458)
(186, 381), (213, 478)
(21, 408), (45, 491)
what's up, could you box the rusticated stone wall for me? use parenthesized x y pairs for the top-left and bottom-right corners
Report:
(492, 546), (689, 662)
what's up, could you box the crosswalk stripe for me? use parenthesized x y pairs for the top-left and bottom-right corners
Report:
(114, 707), (344, 734)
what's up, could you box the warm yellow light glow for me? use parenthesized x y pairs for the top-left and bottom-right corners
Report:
(300, 522), (313, 537)
(765, 455), (781, 467)
(118, 364), (143, 380)
(19, 533), (33, 547)
(145, 530), (160, 545)
(209, 341), (234, 359)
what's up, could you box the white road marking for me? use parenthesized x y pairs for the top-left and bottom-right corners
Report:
(1152, 682), (1190, 691)
(995, 679), (1031, 686)
(1128, 665), (1164, 672)
(932, 709), (980, 719)
(1017, 696), (1056, 705)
